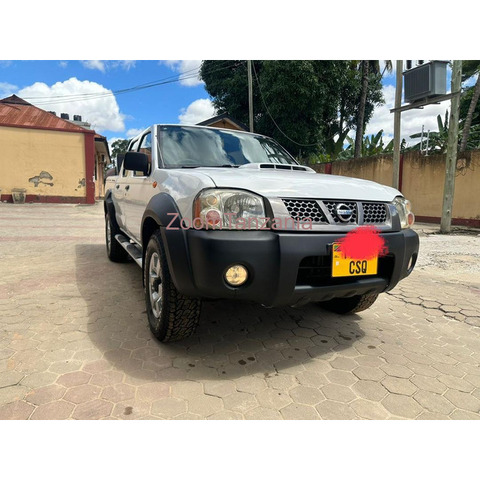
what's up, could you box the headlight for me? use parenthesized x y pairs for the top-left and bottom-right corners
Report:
(193, 189), (266, 230)
(393, 196), (415, 229)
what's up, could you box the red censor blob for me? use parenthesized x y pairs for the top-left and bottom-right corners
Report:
(336, 226), (388, 260)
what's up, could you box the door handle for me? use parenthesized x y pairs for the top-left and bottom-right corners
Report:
(125, 185), (130, 191)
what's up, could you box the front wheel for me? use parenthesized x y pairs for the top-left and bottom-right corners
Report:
(317, 293), (379, 314)
(144, 230), (201, 342)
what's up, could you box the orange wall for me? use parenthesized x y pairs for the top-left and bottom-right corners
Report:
(0, 126), (87, 200)
(312, 150), (480, 224)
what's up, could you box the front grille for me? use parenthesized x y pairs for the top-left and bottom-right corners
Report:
(324, 201), (357, 224)
(362, 202), (387, 224)
(296, 254), (395, 287)
(282, 199), (327, 224)
(281, 199), (389, 227)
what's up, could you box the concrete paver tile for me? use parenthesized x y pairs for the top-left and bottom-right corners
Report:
(188, 394), (223, 417)
(63, 384), (102, 404)
(57, 371), (91, 388)
(223, 392), (258, 413)
(414, 390), (455, 415)
(72, 399), (113, 420)
(444, 389), (480, 412)
(281, 403), (320, 420)
(289, 385), (325, 406)
(136, 382), (170, 402)
(321, 384), (356, 403)
(381, 377), (417, 396)
(151, 397), (187, 418)
(410, 375), (447, 395)
(207, 411), (243, 420)
(25, 384), (66, 406)
(381, 394), (423, 418)
(315, 400), (359, 420)
(0, 400), (35, 420)
(30, 400), (75, 420)
(350, 399), (390, 420)
(255, 389), (292, 410)
(352, 380), (388, 402)
(437, 374), (475, 393)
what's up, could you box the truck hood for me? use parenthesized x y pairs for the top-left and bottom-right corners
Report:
(194, 168), (401, 202)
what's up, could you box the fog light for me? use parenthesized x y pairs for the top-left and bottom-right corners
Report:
(225, 265), (248, 286)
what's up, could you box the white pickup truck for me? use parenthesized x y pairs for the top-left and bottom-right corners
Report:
(104, 125), (419, 342)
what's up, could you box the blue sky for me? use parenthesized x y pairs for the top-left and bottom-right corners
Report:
(0, 60), (215, 145)
(0, 59), (462, 152)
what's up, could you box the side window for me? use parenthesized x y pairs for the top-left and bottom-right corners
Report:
(134, 132), (152, 177)
(122, 138), (140, 177)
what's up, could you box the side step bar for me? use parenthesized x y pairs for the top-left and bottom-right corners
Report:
(115, 234), (143, 267)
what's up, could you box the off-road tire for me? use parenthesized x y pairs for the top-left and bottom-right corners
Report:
(105, 212), (129, 262)
(317, 293), (379, 314)
(144, 230), (201, 342)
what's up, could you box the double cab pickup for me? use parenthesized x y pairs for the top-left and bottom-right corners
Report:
(104, 125), (419, 342)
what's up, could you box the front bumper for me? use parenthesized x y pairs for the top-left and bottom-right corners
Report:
(162, 228), (419, 307)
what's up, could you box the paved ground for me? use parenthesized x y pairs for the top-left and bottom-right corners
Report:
(0, 202), (479, 420)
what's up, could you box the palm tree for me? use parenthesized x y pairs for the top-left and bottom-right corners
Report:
(354, 61), (392, 159)
(459, 60), (480, 153)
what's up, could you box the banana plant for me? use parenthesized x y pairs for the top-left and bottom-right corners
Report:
(339, 129), (392, 159)
(409, 111), (451, 154)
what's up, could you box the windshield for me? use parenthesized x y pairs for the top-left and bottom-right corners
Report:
(158, 125), (297, 168)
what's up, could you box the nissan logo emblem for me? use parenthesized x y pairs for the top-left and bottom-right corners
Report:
(336, 203), (354, 222)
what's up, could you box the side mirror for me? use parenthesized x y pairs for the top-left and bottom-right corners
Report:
(124, 152), (149, 176)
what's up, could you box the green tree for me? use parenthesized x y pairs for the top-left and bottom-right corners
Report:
(199, 60), (384, 159)
(110, 139), (129, 162)
(354, 61), (392, 159)
(459, 60), (480, 153)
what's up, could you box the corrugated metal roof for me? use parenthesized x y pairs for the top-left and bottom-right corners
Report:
(0, 95), (93, 133)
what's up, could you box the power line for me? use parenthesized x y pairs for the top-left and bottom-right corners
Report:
(251, 62), (321, 148)
(22, 61), (245, 107)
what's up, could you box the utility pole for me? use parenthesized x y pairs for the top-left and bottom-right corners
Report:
(440, 60), (462, 233)
(247, 60), (254, 132)
(392, 60), (403, 190)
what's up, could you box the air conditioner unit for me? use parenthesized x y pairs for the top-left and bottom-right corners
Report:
(403, 61), (448, 104)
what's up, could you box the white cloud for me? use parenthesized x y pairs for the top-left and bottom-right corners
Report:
(0, 82), (18, 98)
(79, 60), (136, 72)
(116, 60), (136, 71)
(165, 60), (203, 87)
(126, 128), (145, 137)
(366, 84), (450, 148)
(81, 60), (106, 72)
(18, 77), (126, 133)
(59, 61), (68, 68)
(178, 98), (216, 124)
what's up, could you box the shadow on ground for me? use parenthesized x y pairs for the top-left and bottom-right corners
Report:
(75, 244), (364, 382)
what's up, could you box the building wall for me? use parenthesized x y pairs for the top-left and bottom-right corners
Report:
(0, 126), (87, 202)
(312, 150), (480, 227)
(208, 120), (245, 131)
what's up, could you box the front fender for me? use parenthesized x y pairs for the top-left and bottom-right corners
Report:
(141, 193), (198, 296)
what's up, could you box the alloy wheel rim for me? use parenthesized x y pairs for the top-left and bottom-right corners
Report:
(106, 220), (111, 253)
(149, 252), (163, 319)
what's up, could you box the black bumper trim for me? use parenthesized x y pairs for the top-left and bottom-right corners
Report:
(162, 228), (419, 307)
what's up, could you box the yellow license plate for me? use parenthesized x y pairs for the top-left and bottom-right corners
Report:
(331, 243), (378, 277)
